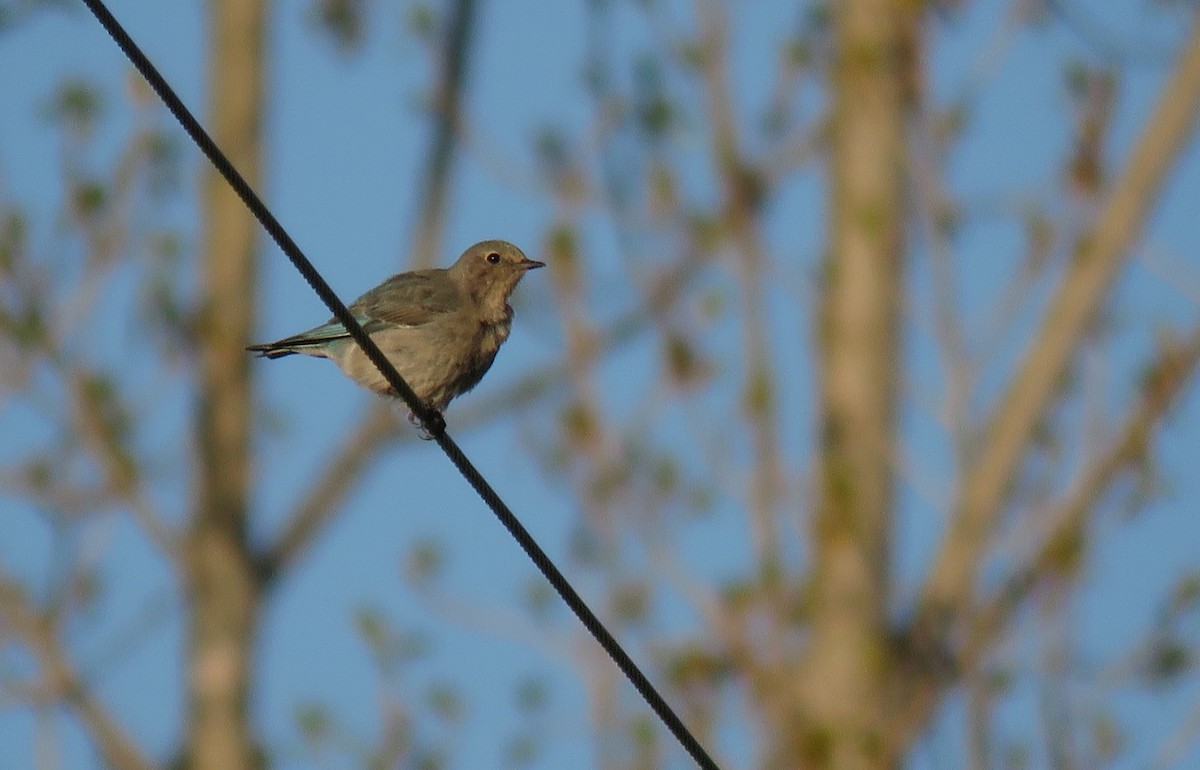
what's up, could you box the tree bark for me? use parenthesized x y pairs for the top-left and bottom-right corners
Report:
(798, 0), (910, 767)
(184, 1), (267, 768)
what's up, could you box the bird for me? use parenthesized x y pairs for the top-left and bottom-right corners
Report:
(247, 239), (543, 436)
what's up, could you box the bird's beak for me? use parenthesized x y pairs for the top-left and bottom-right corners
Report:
(520, 258), (546, 270)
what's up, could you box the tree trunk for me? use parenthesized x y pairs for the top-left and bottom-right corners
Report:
(798, 0), (909, 767)
(184, 1), (267, 768)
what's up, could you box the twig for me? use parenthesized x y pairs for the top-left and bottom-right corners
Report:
(0, 579), (156, 770)
(917, 15), (1200, 637)
(693, 0), (784, 573)
(894, 321), (1200, 746)
(909, 106), (973, 467)
(1150, 692), (1200, 770)
(408, 0), (477, 270)
(67, 368), (178, 556)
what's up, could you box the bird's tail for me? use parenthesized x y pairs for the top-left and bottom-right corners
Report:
(245, 337), (337, 359)
(247, 321), (351, 359)
(245, 341), (301, 359)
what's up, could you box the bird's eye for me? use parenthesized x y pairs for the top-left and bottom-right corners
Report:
(485, 252), (501, 264)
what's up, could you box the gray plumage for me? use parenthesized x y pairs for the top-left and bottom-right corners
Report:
(248, 240), (543, 417)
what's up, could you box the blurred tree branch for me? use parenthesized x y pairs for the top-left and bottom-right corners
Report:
(0, 579), (156, 770)
(410, 0), (476, 270)
(694, 0), (785, 575)
(182, 0), (267, 767)
(798, 0), (912, 767)
(6, 2), (1200, 768)
(916, 12), (1200, 657)
(897, 322), (1200, 746)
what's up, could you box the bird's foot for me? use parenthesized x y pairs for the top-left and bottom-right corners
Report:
(406, 408), (445, 440)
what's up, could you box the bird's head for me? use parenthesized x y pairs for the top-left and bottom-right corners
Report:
(452, 240), (544, 316)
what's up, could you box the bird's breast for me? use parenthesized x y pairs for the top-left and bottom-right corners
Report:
(478, 319), (511, 357)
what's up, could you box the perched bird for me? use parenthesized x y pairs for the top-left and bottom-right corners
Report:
(248, 240), (543, 433)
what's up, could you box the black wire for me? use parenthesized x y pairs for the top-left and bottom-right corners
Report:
(77, 2), (723, 769)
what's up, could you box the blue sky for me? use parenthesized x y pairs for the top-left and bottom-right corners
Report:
(2, 1), (1200, 769)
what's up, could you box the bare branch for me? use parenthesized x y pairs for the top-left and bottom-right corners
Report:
(972, 323), (1200, 658)
(909, 108), (972, 466)
(1046, 0), (1179, 66)
(965, 668), (995, 770)
(410, 581), (580, 667)
(408, 0), (477, 270)
(918, 15), (1200, 634)
(257, 400), (401, 578)
(693, 0), (785, 572)
(895, 321), (1200, 747)
(0, 580), (156, 770)
(66, 369), (178, 557)
(1150, 692), (1200, 770)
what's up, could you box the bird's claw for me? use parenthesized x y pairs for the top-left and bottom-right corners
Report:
(406, 409), (444, 440)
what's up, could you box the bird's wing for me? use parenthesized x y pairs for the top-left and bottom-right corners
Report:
(249, 271), (459, 355)
(350, 270), (460, 328)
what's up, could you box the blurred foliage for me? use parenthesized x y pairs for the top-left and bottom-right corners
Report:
(309, 0), (369, 50)
(3, 1), (1200, 769)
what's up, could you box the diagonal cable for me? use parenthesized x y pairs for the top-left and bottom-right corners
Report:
(77, 2), (722, 768)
